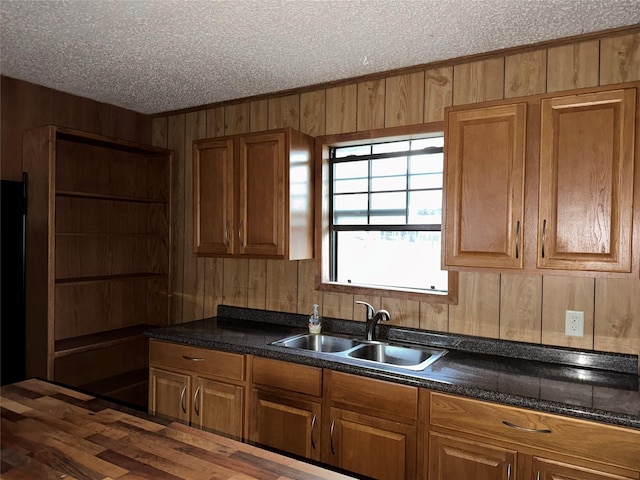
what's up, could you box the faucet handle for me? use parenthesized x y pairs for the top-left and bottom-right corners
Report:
(355, 301), (375, 319)
(377, 309), (391, 322)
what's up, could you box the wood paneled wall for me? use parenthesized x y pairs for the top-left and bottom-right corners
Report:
(1, 76), (151, 181)
(153, 30), (640, 359)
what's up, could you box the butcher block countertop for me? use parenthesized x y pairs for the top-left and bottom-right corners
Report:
(0, 379), (354, 480)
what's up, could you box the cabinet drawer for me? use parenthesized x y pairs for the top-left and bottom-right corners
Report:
(252, 357), (322, 397)
(330, 371), (418, 422)
(430, 392), (640, 472)
(149, 340), (245, 381)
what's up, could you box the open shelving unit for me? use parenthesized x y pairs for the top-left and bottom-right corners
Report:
(23, 125), (172, 408)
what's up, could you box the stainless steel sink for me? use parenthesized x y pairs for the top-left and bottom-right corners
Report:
(271, 333), (447, 371)
(346, 342), (447, 371)
(271, 333), (359, 352)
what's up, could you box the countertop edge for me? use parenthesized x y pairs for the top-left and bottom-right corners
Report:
(145, 328), (640, 430)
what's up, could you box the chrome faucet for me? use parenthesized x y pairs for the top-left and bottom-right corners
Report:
(355, 301), (391, 341)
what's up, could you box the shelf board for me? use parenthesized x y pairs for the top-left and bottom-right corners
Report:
(55, 272), (167, 286)
(56, 232), (165, 238)
(56, 127), (171, 156)
(78, 368), (148, 397)
(56, 190), (168, 204)
(54, 324), (155, 358)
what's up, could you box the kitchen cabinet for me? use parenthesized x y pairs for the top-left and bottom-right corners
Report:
(428, 392), (639, 480)
(429, 432), (516, 480)
(148, 340), (246, 439)
(193, 128), (314, 259)
(532, 457), (636, 480)
(324, 370), (418, 480)
(538, 88), (636, 272)
(444, 103), (527, 269)
(443, 85), (638, 276)
(249, 357), (323, 461)
(23, 125), (172, 409)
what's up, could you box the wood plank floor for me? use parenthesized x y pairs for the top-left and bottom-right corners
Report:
(1, 379), (354, 480)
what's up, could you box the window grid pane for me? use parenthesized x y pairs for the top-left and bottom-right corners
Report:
(330, 135), (446, 292)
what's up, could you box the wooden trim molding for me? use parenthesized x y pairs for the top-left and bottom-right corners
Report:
(154, 25), (640, 118)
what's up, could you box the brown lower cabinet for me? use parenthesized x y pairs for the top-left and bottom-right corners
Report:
(149, 344), (640, 480)
(428, 392), (639, 480)
(429, 432), (516, 480)
(249, 358), (418, 480)
(249, 356), (324, 461)
(148, 340), (247, 439)
(323, 370), (418, 480)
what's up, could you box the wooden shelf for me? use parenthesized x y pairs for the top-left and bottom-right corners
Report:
(79, 368), (148, 397)
(56, 128), (170, 156)
(56, 190), (167, 204)
(55, 272), (166, 286)
(54, 324), (154, 358)
(56, 232), (164, 238)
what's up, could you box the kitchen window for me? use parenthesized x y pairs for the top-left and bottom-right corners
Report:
(318, 126), (456, 303)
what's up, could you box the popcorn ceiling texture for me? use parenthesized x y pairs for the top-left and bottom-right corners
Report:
(1, 0), (638, 114)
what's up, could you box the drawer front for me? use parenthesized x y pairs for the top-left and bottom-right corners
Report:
(430, 392), (640, 472)
(149, 340), (245, 381)
(252, 357), (322, 397)
(330, 371), (418, 422)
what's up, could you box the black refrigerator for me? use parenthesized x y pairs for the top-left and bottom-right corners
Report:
(1, 176), (26, 385)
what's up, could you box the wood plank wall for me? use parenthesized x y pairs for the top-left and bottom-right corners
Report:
(1, 76), (151, 182)
(152, 30), (640, 358)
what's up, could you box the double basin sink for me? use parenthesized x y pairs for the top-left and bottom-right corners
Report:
(271, 333), (447, 371)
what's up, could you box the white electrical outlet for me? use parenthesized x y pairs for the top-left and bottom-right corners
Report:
(565, 310), (584, 337)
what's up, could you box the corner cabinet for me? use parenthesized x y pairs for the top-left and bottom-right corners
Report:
(23, 126), (172, 408)
(538, 89), (636, 272)
(444, 103), (527, 269)
(443, 85), (638, 276)
(193, 128), (314, 259)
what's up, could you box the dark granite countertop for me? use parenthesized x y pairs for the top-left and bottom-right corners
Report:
(145, 306), (640, 430)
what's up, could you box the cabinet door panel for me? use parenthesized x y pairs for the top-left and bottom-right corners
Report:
(148, 367), (190, 423)
(238, 133), (286, 256)
(533, 457), (635, 480)
(328, 407), (416, 480)
(193, 376), (243, 439)
(250, 389), (321, 461)
(429, 432), (516, 480)
(193, 139), (235, 255)
(444, 104), (526, 269)
(538, 89), (636, 272)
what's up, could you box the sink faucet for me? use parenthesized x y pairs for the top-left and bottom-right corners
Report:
(355, 301), (391, 341)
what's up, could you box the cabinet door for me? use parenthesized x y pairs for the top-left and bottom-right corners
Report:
(444, 104), (527, 269)
(148, 367), (190, 423)
(538, 89), (636, 272)
(533, 457), (635, 480)
(327, 407), (416, 480)
(250, 388), (321, 461)
(238, 132), (286, 257)
(193, 139), (235, 255)
(192, 376), (244, 439)
(429, 432), (516, 480)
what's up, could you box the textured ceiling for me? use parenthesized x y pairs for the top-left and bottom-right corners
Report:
(1, 0), (639, 114)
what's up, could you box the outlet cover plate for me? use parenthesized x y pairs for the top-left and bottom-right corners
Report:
(565, 310), (584, 337)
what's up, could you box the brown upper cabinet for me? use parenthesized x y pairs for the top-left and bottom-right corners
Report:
(538, 89), (636, 272)
(444, 103), (527, 269)
(444, 85), (638, 276)
(193, 128), (314, 259)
